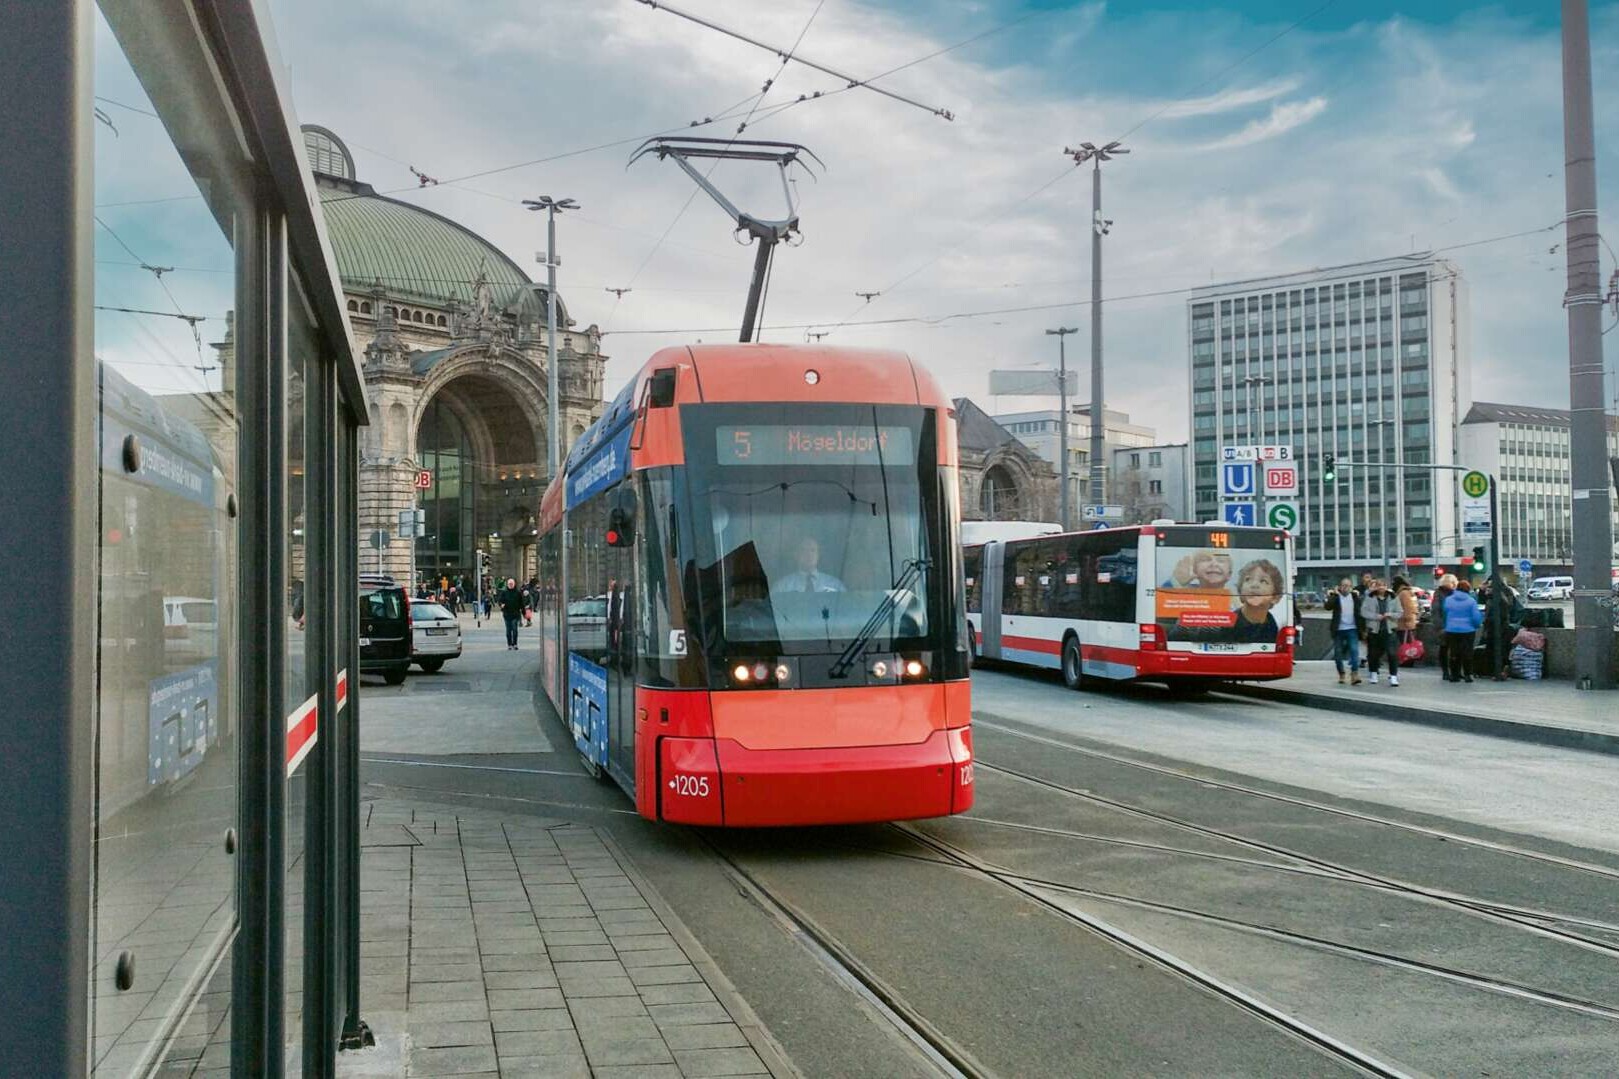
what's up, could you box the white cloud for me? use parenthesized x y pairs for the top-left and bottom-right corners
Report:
(260, 0), (1619, 441)
(1196, 96), (1328, 151)
(1156, 76), (1301, 119)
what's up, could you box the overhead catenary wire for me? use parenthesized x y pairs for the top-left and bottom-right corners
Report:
(601, 220), (1561, 336)
(632, 0), (954, 122)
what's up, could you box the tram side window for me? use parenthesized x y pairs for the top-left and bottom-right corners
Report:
(568, 497), (609, 665)
(963, 546), (983, 614)
(1078, 532), (1139, 623)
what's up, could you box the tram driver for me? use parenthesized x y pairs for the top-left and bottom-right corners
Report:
(775, 536), (847, 594)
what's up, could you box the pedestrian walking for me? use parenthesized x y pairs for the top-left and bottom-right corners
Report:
(1360, 578), (1400, 686)
(1440, 579), (1484, 682)
(498, 576), (525, 650)
(1325, 578), (1363, 685)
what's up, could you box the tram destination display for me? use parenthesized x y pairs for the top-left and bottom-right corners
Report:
(715, 423), (915, 466)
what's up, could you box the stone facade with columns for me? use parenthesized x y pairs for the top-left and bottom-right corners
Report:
(304, 125), (605, 588)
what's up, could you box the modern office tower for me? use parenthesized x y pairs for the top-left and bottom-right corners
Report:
(1188, 257), (1468, 584)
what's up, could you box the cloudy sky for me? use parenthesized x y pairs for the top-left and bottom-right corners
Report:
(255, 0), (1616, 440)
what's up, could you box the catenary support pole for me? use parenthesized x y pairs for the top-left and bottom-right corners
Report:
(546, 209), (561, 478)
(1047, 326), (1078, 529)
(1560, 0), (1614, 688)
(1089, 157), (1105, 505)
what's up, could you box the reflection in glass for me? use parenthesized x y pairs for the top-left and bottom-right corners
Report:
(91, 6), (244, 1073)
(284, 306), (315, 1075)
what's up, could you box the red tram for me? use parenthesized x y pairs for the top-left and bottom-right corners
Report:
(536, 345), (974, 826)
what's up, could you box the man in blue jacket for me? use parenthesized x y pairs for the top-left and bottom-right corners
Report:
(1440, 579), (1484, 683)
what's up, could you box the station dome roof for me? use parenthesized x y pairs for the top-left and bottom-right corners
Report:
(304, 126), (561, 319)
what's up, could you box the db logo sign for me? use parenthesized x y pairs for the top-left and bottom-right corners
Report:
(1263, 465), (1298, 496)
(413, 470), (433, 489)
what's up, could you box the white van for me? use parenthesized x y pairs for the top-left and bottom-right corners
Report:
(1527, 576), (1573, 601)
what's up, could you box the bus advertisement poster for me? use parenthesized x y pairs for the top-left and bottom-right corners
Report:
(1155, 544), (1289, 646)
(567, 652), (609, 766)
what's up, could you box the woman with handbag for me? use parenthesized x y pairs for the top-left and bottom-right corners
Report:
(1392, 576), (1422, 676)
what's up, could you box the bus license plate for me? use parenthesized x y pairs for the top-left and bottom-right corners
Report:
(359, 637), (371, 646)
(1201, 643), (1240, 652)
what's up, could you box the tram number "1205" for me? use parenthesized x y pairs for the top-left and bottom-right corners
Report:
(959, 763), (974, 786)
(667, 774), (711, 798)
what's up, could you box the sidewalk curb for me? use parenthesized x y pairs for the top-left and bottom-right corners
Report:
(597, 829), (804, 1079)
(1224, 682), (1619, 757)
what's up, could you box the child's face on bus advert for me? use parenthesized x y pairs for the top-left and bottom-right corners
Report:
(1194, 553), (1231, 588)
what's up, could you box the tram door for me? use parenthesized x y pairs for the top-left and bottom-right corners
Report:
(605, 538), (637, 792)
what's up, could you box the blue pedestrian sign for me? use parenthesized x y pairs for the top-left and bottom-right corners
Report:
(1221, 501), (1257, 527)
(1219, 462), (1256, 498)
(1517, 558), (1532, 574)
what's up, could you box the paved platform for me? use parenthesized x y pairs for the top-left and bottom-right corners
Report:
(339, 797), (792, 1079)
(1228, 659), (1619, 755)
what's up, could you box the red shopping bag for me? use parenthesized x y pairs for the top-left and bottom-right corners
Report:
(1396, 630), (1425, 664)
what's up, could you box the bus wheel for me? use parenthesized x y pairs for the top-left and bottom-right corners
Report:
(1061, 636), (1085, 690)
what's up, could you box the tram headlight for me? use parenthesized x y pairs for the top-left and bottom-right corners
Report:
(903, 659), (925, 679)
(752, 662), (770, 683)
(774, 662), (792, 685)
(732, 664), (751, 683)
(867, 654), (901, 684)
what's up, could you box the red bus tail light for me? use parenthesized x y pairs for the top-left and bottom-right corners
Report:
(1138, 623), (1165, 651)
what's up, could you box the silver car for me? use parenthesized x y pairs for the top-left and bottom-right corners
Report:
(409, 602), (462, 673)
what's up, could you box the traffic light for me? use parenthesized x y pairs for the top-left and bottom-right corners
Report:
(1322, 452), (1336, 484)
(1471, 546), (1486, 574)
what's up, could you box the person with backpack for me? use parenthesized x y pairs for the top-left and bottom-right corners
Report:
(1440, 579), (1484, 682)
(1359, 578), (1400, 686)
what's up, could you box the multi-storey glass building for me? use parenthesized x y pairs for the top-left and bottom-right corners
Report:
(1458, 402), (1619, 571)
(1187, 257), (1469, 584)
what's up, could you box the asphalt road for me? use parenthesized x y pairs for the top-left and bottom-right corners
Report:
(358, 626), (1619, 1077)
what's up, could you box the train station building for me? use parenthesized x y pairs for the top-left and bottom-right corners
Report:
(302, 127), (608, 588)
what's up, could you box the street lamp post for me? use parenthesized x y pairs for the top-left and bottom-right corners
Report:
(1242, 374), (1271, 525)
(523, 195), (579, 480)
(1046, 327), (1078, 529)
(1373, 415), (1395, 582)
(1065, 140), (1128, 505)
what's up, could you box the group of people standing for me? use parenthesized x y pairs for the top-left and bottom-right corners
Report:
(1326, 571), (1510, 686)
(1325, 574), (1420, 686)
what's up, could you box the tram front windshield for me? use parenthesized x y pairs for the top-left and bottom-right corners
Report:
(684, 403), (940, 654)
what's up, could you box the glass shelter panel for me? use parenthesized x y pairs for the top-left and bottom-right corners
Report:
(90, 7), (248, 1073)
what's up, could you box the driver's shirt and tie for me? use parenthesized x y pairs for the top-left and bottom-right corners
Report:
(776, 569), (847, 593)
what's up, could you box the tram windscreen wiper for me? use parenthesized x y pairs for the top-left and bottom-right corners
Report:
(828, 557), (930, 679)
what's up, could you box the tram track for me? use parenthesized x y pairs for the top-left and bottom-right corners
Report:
(886, 823), (1414, 1079)
(975, 716), (1619, 882)
(881, 825), (1619, 1025)
(695, 832), (989, 1079)
(968, 756), (1619, 960)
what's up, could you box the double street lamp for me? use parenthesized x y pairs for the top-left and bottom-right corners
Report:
(1065, 140), (1128, 504)
(523, 195), (579, 479)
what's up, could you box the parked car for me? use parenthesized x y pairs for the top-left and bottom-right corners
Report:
(567, 594), (609, 652)
(410, 601), (462, 673)
(1527, 575), (1574, 601)
(360, 579), (411, 685)
(1295, 590), (1325, 610)
(163, 596), (217, 660)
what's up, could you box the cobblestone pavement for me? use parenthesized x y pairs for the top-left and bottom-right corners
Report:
(338, 797), (792, 1079)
